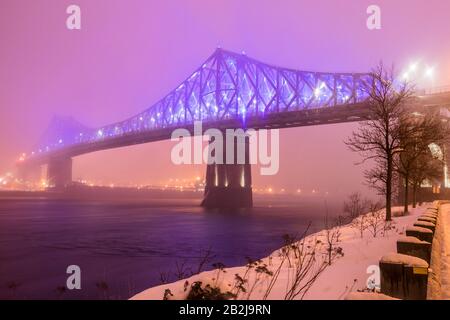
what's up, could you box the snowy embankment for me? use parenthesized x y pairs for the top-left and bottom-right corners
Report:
(428, 203), (450, 299)
(131, 205), (427, 300)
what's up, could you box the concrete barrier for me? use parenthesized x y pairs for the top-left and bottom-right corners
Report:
(406, 226), (434, 243)
(417, 216), (437, 224)
(379, 202), (441, 299)
(413, 221), (436, 233)
(380, 253), (429, 300)
(396, 236), (431, 263)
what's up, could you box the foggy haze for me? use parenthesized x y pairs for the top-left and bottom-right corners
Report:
(1, 0), (450, 199)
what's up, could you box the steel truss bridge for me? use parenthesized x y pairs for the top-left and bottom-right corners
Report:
(18, 49), (450, 207)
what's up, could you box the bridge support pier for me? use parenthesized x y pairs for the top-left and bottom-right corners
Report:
(47, 157), (72, 189)
(201, 131), (253, 209)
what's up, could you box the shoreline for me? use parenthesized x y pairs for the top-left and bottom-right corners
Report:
(131, 204), (427, 300)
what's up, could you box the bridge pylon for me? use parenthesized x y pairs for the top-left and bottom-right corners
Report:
(47, 157), (73, 189)
(201, 131), (253, 208)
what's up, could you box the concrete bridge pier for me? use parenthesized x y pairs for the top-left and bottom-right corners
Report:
(47, 157), (73, 189)
(201, 131), (253, 208)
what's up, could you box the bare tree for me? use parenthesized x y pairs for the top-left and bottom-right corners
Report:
(351, 214), (368, 238)
(343, 192), (370, 221)
(283, 235), (342, 300)
(410, 153), (443, 207)
(231, 227), (342, 300)
(346, 62), (415, 221)
(324, 211), (341, 265)
(365, 201), (385, 238)
(397, 114), (449, 213)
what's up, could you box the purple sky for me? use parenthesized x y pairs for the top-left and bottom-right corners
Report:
(1, 0), (449, 197)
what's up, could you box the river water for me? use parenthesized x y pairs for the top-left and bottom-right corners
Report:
(0, 194), (343, 299)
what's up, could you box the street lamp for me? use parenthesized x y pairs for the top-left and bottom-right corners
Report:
(425, 66), (434, 79)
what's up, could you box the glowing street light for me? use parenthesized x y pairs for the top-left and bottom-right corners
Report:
(408, 63), (418, 73)
(400, 61), (437, 90)
(425, 66), (434, 78)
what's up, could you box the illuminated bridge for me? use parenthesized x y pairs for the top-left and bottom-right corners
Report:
(18, 49), (450, 207)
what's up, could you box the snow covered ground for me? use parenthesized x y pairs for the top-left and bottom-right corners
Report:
(131, 204), (428, 300)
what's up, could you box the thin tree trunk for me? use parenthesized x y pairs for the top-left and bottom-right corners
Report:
(386, 156), (392, 221)
(403, 175), (409, 214)
(412, 182), (417, 208)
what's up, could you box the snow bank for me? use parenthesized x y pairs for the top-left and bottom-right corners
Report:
(413, 221), (435, 227)
(131, 205), (428, 300)
(428, 202), (450, 299)
(423, 212), (438, 216)
(345, 292), (398, 300)
(397, 236), (430, 245)
(406, 226), (433, 234)
(419, 216), (437, 222)
(380, 253), (428, 268)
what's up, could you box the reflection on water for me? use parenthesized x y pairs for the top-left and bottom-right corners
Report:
(0, 195), (342, 299)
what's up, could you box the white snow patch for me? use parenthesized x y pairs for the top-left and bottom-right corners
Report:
(380, 252), (428, 267)
(397, 236), (430, 245)
(406, 226), (433, 234)
(414, 221), (435, 227)
(345, 292), (398, 300)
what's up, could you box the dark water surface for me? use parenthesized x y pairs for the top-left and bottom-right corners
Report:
(0, 194), (342, 299)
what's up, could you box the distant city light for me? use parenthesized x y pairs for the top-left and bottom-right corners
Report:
(41, 179), (48, 188)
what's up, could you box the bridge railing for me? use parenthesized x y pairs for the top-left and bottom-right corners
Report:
(419, 85), (450, 96)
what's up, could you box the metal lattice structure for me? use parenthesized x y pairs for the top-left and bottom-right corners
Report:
(32, 48), (374, 158)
